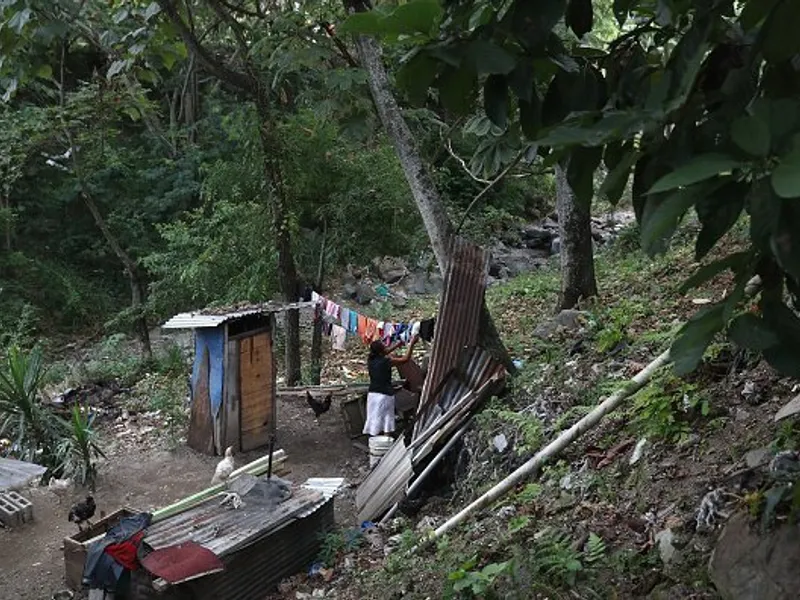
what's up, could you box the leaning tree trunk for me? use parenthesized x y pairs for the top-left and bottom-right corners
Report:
(344, 15), (514, 372)
(256, 99), (302, 386)
(555, 162), (598, 310)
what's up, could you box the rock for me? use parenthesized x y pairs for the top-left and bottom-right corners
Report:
(373, 256), (408, 284)
(493, 433), (508, 453)
(555, 309), (588, 330)
(551, 237), (561, 254)
(710, 512), (800, 600)
(774, 393), (800, 422)
(496, 505), (516, 519)
(630, 438), (648, 465)
(490, 246), (549, 278)
(655, 528), (678, 564)
(744, 447), (771, 469)
(353, 284), (374, 305)
(520, 225), (554, 250)
(735, 408), (751, 422)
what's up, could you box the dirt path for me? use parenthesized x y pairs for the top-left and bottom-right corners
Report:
(0, 394), (363, 600)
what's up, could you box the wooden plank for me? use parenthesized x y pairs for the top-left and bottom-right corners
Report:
(224, 337), (241, 451)
(188, 347), (215, 455)
(239, 331), (275, 451)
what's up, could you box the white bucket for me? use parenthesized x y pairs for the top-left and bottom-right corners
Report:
(369, 435), (394, 467)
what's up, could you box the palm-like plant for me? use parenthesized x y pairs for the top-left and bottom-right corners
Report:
(0, 345), (63, 467)
(56, 405), (105, 490)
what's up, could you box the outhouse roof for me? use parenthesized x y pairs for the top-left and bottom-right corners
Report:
(161, 301), (316, 330)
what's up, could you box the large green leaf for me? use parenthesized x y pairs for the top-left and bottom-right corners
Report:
(467, 40), (517, 75)
(7, 8), (32, 34)
(566, 146), (603, 208)
(740, 0), (780, 31)
(728, 313), (779, 351)
(519, 89), (541, 139)
(694, 180), (747, 260)
(761, 0), (800, 63)
(509, 0), (567, 49)
(670, 303), (726, 376)
(484, 74), (509, 129)
(437, 64), (478, 116)
(771, 200), (800, 284)
(731, 113), (771, 157)
(566, 0), (593, 38)
(640, 187), (698, 256)
(397, 51), (439, 106)
(646, 154), (741, 195)
(747, 179), (781, 251)
(385, 0), (443, 37)
(771, 146), (800, 198)
(679, 252), (751, 294)
(599, 144), (637, 206)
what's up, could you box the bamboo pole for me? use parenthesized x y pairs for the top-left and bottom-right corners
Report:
(417, 349), (672, 547)
(414, 275), (763, 548)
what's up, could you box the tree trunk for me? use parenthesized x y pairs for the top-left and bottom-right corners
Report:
(555, 162), (598, 310)
(255, 99), (302, 386)
(350, 32), (454, 275)
(309, 223), (327, 386)
(344, 15), (515, 372)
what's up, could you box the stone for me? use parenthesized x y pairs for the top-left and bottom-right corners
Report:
(774, 394), (800, 422)
(373, 256), (408, 284)
(744, 447), (771, 469)
(520, 225), (554, 250)
(353, 284), (374, 306)
(710, 512), (800, 600)
(554, 309), (588, 330)
(551, 237), (561, 254)
(655, 528), (678, 564)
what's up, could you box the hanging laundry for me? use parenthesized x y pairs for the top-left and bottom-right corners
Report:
(411, 321), (421, 339)
(364, 318), (379, 343)
(357, 314), (368, 342)
(311, 291), (322, 304)
(382, 322), (395, 345)
(340, 307), (351, 329)
(349, 311), (358, 334)
(419, 318), (435, 342)
(331, 324), (347, 351)
(325, 300), (341, 319)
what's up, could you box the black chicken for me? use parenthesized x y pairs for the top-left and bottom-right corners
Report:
(306, 391), (333, 421)
(68, 495), (96, 530)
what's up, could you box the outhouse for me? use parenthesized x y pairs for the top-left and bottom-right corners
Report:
(161, 302), (314, 456)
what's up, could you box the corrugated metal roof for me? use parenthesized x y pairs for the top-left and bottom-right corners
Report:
(144, 484), (323, 556)
(356, 437), (413, 523)
(162, 301), (316, 329)
(298, 477), (345, 518)
(0, 457), (46, 491)
(413, 237), (489, 437)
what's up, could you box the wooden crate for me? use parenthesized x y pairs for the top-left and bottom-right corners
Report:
(63, 507), (138, 591)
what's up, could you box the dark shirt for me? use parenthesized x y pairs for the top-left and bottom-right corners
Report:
(368, 354), (394, 396)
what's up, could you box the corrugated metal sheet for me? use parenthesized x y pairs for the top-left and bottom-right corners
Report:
(356, 436), (414, 522)
(162, 301), (316, 329)
(132, 499), (335, 600)
(0, 457), (46, 491)
(414, 237), (489, 438)
(144, 485), (323, 556)
(298, 477), (345, 518)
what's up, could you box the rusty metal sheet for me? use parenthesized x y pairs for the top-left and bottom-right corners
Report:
(413, 238), (489, 438)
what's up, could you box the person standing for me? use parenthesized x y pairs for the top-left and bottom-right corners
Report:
(363, 336), (418, 437)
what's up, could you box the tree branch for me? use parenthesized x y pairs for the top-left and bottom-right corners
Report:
(320, 21), (359, 68)
(157, 0), (255, 94)
(445, 139), (491, 185)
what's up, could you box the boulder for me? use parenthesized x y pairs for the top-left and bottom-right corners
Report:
(520, 225), (554, 250)
(490, 245), (549, 278)
(373, 256), (409, 284)
(353, 283), (375, 306)
(709, 512), (800, 600)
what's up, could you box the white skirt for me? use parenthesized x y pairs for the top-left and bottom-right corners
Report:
(363, 392), (396, 436)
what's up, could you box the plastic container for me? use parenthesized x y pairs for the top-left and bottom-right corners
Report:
(368, 435), (394, 467)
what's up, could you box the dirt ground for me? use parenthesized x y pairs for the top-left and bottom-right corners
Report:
(0, 393), (363, 600)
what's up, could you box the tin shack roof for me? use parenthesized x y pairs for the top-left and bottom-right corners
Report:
(0, 457), (46, 492)
(162, 301), (316, 330)
(144, 477), (344, 557)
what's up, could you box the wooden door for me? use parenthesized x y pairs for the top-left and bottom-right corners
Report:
(239, 331), (275, 451)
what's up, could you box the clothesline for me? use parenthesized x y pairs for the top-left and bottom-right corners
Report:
(311, 292), (435, 352)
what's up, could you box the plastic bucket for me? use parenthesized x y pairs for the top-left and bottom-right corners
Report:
(368, 435), (394, 467)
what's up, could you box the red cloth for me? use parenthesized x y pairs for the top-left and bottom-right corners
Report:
(141, 541), (224, 584)
(104, 530), (145, 570)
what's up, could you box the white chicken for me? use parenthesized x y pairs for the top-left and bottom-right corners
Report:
(48, 477), (74, 505)
(211, 446), (235, 485)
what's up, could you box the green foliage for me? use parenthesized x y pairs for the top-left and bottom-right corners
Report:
(0, 345), (62, 466)
(479, 402), (543, 454)
(631, 370), (709, 441)
(347, 0), (800, 380)
(446, 557), (512, 599)
(317, 528), (364, 568)
(55, 404), (105, 489)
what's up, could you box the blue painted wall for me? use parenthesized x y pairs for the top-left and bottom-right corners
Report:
(192, 327), (225, 417)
